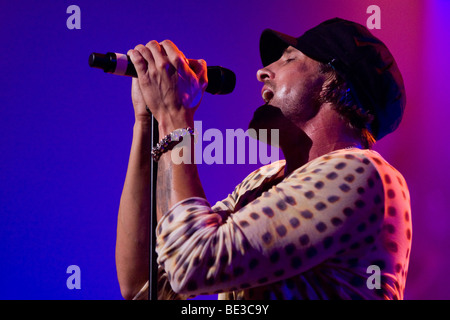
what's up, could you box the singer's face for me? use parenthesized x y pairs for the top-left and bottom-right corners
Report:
(254, 46), (326, 128)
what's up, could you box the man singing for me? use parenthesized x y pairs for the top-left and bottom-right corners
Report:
(115, 18), (411, 300)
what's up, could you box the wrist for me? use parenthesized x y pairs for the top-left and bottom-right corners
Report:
(134, 117), (153, 130)
(152, 127), (196, 162)
(158, 113), (194, 137)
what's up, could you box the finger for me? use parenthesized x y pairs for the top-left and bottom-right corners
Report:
(145, 41), (164, 65)
(134, 44), (156, 72)
(128, 47), (151, 80)
(188, 59), (208, 90)
(159, 40), (190, 73)
(146, 40), (174, 75)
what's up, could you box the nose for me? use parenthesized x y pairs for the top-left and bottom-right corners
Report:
(257, 66), (274, 82)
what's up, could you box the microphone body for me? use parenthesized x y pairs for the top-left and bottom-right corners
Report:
(89, 52), (236, 95)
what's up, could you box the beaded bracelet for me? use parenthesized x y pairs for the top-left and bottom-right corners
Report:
(151, 127), (196, 162)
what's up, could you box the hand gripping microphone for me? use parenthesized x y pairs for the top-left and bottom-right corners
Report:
(88, 52), (236, 95)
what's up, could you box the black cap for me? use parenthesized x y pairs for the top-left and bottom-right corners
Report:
(259, 17), (406, 140)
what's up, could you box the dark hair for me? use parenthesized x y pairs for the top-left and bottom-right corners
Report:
(319, 62), (376, 149)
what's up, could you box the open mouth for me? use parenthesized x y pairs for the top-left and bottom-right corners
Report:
(262, 89), (274, 103)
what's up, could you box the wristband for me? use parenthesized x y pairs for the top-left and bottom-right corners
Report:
(151, 127), (196, 162)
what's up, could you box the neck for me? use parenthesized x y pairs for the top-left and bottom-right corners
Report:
(280, 103), (361, 176)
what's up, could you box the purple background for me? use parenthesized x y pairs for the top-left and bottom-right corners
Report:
(1, 0), (448, 299)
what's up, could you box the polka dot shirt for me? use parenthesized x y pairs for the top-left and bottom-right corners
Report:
(134, 148), (412, 300)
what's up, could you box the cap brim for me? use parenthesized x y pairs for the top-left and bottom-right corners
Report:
(260, 29), (298, 67)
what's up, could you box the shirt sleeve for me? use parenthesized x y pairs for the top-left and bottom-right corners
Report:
(132, 267), (188, 300)
(155, 151), (385, 297)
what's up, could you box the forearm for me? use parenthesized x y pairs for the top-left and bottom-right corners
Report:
(116, 119), (206, 299)
(116, 120), (152, 299)
(156, 122), (206, 221)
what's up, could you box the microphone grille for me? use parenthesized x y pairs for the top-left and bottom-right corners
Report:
(206, 66), (236, 95)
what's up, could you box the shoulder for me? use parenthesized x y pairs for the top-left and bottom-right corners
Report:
(285, 148), (409, 203)
(295, 148), (394, 176)
(283, 148), (389, 200)
(312, 148), (408, 190)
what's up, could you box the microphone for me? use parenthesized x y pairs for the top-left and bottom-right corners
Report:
(88, 52), (236, 95)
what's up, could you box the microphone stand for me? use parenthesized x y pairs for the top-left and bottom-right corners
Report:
(149, 113), (159, 300)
